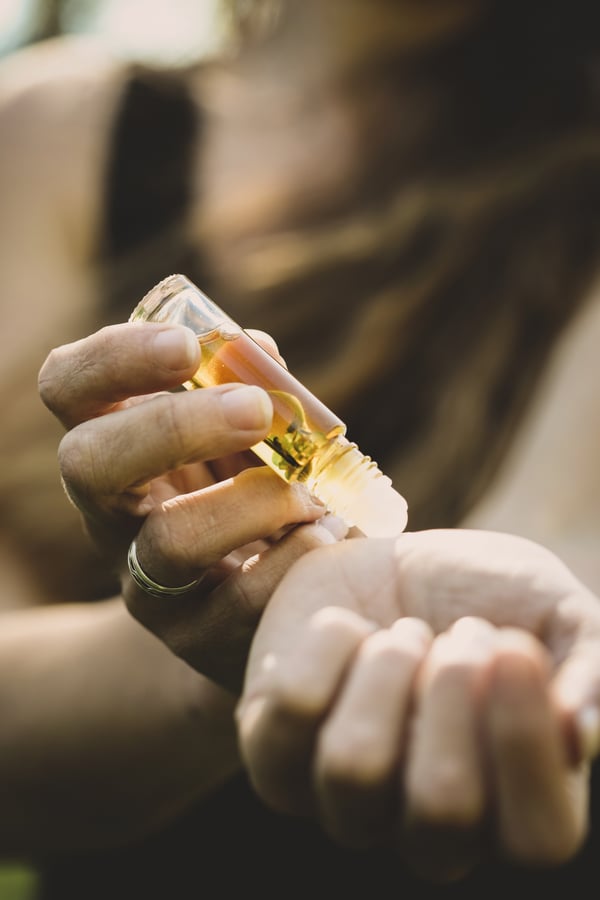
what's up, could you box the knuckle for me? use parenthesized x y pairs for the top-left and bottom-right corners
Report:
(426, 649), (487, 690)
(57, 427), (96, 501)
(92, 324), (129, 370)
(270, 670), (328, 722)
(38, 338), (102, 419)
(155, 393), (199, 464)
(411, 761), (482, 825)
(319, 729), (390, 789)
(361, 629), (416, 667)
(146, 507), (200, 570)
(226, 568), (268, 624)
(37, 347), (61, 409)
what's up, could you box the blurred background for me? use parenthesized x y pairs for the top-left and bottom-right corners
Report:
(1, 2), (598, 897)
(0, 0), (226, 64)
(0, 3), (224, 897)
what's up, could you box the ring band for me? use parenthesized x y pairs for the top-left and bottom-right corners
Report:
(127, 540), (204, 599)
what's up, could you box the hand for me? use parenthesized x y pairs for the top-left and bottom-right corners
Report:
(236, 529), (600, 880)
(39, 322), (346, 691)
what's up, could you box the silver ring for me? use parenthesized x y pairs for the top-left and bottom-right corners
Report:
(127, 540), (204, 599)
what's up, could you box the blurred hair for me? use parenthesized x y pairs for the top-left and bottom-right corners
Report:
(99, 0), (600, 531)
(198, 0), (600, 528)
(220, 0), (283, 45)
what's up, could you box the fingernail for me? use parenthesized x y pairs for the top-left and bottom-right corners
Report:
(221, 385), (272, 430)
(317, 513), (349, 540)
(153, 327), (199, 370)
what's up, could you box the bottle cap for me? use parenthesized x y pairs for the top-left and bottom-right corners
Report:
(310, 441), (408, 537)
(346, 479), (409, 537)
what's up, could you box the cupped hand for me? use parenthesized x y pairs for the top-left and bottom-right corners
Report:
(38, 322), (346, 691)
(237, 529), (600, 879)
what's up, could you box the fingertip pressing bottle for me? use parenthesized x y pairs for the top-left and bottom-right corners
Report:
(130, 274), (408, 537)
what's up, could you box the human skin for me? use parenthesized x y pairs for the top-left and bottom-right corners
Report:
(0, 321), (341, 856)
(41, 321), (600, 882)
(38, 321), (345, 694)
(237, 530), (600, 881)
(3, 21), (599, 869)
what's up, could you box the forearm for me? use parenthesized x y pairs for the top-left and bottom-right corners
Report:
(0, 599), (241, 857)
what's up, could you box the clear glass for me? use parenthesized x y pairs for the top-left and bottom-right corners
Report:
(130, 274), (408, 537)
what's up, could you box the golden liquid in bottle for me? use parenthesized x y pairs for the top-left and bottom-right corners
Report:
(185, 328), (345, 483)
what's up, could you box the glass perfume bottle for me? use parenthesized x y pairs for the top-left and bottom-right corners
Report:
(130, 274), (408, 537)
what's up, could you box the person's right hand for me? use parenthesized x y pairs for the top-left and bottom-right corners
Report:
(38, 321), (346, 692)
(237, 529), (600, 880)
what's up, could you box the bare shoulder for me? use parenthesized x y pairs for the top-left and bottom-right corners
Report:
(464, 288), (600, 593)
(0, 40), (136, 607)
(0, 33), (123, 92)
(0, 37), (134, 368)
(0, 33), (130, 127)
(0, 36), (131, 262)
(0, 33), (128, 152)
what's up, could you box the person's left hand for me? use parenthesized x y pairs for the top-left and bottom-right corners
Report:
(236, 529), (600, 881)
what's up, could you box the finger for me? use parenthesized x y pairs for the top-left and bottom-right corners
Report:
(247, 329), (287, 367)
(138, 515), (349, 692)
(314, 618), (433, 849)
(484, 629), (588, 865)
(58, 383), (275, 513)
(401, 617), (497, 882)
(38, 323), (201, 428)
(132, 467), (329, 587)
(237, 606), (376, 816)
(244, 538), (400, 669)
(555, 664), (600, 766)
(550, 593), (600, 764)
